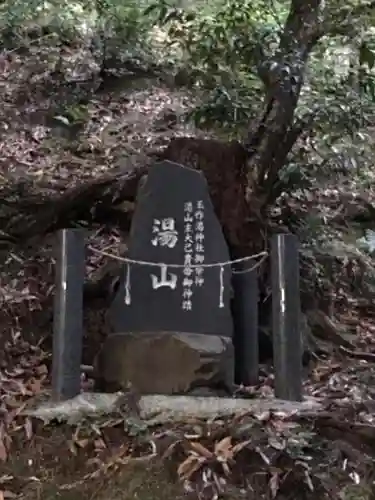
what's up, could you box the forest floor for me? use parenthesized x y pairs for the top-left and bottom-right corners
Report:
(1, 42), (375, 500)
(2, 329), (375, 500)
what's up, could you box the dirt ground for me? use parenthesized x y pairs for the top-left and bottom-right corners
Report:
(2, 385), (375, 500)
(5, 455), (186, 500)
(2, 295), (375, 500)
(2, 424), (188, 500)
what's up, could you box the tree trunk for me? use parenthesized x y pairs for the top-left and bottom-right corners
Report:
(156, 137), (252, 256)
(247, 0), (322, 208)
(0, 168), (145, 249)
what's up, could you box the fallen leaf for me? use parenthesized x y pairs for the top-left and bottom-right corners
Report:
(75, 439), (89, 449)
(268, 437), (286, 451)
(221, 461), (231, 476)
(162, 440), (181, 459)
(177, 455), (205, 480)
(255, 446), (270, 465)
(0, 476), (13, 482)
(6, 402), (28, 424)
(254, 411), (271, 422)
(27, 378), (42, 394)
(269, 471), (280, 498)
(35, 365), (48, 376)
(3, 491), (17, 499)
(214, 436), (232, 454)
(232, 439), (252, 455)
(94, 439), (107, 450)
(24, 418), (33, 440)
(214, 436), (233, 461)
(67, 440), (77, 456)
(189, 441), (213, 459)
(305, 471), (314, 491)
(0, 439), (7, 462)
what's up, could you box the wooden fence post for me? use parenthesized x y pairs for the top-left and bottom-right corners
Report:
(271, 233), (303, 401)
(52, 228), (85, 401)
(232, 263), (259, 386)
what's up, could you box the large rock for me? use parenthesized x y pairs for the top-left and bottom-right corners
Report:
(95, 331), (234, 395)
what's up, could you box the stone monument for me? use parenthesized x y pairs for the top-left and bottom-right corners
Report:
(96, 160), (234, 395)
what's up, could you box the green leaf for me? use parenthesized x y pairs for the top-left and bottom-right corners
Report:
(359, 43), (375, 69)
(143, 3), (160, 17)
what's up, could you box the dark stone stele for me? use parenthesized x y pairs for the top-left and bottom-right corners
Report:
(111, 160), (233, 336)
(97, 160), (234, 395)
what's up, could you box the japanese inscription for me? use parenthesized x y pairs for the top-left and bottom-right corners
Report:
(150, 218), (178, 290)
(151, 264), (178, 290)
(109, 160), (233, 338)
(151, 218), (178, 248)
(182, 202), (194, 311)
(181, 200), (205, 311)
(194, 200), (205, 287)
(147, 202), (206, 309)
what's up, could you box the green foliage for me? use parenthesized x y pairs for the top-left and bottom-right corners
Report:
(0, 0), (153, 59)
(0, 0), (95, 45)
(144, 0), (286, 128)
(95, 0), (153, 48)
(143, 0), (375, 145)
(55, 103), (89, 124)
(187, 80), (260, 130)
(146, 0), (285, 83)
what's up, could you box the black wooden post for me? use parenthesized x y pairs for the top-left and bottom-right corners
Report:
(52, 229), (85, 401)
(271, 233), (303, 401)
(232, 264), (259, 386)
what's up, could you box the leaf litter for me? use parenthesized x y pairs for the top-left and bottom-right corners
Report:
(0, 34), (375, 500)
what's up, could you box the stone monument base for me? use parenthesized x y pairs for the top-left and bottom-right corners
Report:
(94, 332), (234, 395)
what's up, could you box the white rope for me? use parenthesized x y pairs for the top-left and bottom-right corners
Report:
(88, 246), (268, 270)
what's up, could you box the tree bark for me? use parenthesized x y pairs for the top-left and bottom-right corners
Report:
(247, 0), (323, 209)
(157, 137), (250, 254)
(0, 168), (145, 249)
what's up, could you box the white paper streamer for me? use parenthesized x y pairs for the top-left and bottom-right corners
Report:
(124, 263), (131, 305)
(219, 266), (224, 308)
